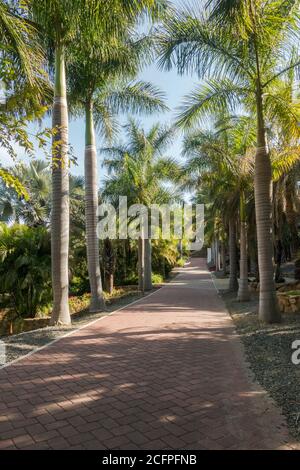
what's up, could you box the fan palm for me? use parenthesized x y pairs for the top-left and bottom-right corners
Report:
(0, 160), (84, 227)
(157, 0), (300, 322)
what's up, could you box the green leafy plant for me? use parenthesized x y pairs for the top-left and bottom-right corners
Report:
(0, 223), (52, 317)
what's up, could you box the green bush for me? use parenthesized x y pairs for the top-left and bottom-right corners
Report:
(0, 224), (52, 317)
(176, 258), (186, 267)
(152, 273), (164, 284)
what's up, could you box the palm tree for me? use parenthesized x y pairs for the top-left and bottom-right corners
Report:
(102, 119), (180, 290)
(157, 0), (300, 322)
(29, 1), (86, 324)
(271, 143), (300, 280)
(0, 160), (85, 227)
(29, 0), (169, 324)
(182, 115), (255, 299)
(68, 33), (167, 311)
(0, 0), (44, 87)
(0, 1), (51, 188)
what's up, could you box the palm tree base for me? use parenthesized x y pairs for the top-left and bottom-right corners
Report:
(237, 280), (250, 301)
(229, 277), (239, 292)
(50, 310), (71, 326)
(89, 297), (106, 313)
(50, 296), (71, 325)
(237, 291), (250, 302)
(258, 294), (281, 323)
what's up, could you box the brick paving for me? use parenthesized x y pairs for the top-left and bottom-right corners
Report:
(0, 258), (298, 450)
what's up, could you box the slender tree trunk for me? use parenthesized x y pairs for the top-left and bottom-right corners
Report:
(103, 238), (115, 294)
(285, 178), (299, 257)
(215, 239), (220, 272)
(50, 45), (71, 325)
(229, 218), (238, 291)
(144, 238), (152, 290)
(105, 273), (114, 294)
(275, 240), (283, 283)
(123, 240), (127, 282)
(255, 87), (280, 322)
(221, 242), (226, 276)
(84, 100), (105, 312)
(238, 192), (250, 301)
(138, 236), (145, 292)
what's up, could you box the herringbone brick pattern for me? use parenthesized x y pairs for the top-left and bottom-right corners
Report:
(0, 259), (297, 449)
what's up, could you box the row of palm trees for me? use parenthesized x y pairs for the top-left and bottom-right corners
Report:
(2, 0), (300, 325)
(1, 0), (171, 324)
(182, 109), (300, 307)
(102, 119), (181, 292)
(156, 0), (300, 323)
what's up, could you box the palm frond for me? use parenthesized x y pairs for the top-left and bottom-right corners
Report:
(176, 78), (247, 129)
(102, 80), (168, 115)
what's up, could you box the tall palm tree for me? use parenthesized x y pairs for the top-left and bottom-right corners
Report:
(157, 0), (300, 322)
(68, 34), (167, 311)
(29, 0), (86, 324)
(182, 116), (255, 299)
(30, 0), (169, 324)
(102, 119), (180, 290)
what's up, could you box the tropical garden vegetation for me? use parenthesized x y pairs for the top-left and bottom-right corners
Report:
(1, 0), (300, 333)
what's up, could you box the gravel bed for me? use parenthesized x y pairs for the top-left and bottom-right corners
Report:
(1, 290), (152, 366)
(214, 277), (300, 441)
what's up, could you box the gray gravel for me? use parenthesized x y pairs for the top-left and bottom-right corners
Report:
(221, 288), (300, 440)
(1, 291), (146, 365)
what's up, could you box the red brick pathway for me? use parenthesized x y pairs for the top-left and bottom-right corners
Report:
(0, 258), (297, 449)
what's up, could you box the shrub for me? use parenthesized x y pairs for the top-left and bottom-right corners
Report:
(176, 258), (186, 267)
(0, 224), (52, 317)
(152, 273), (164, 284)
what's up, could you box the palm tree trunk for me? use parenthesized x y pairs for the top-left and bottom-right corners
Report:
(229, 218), (238, 292)
(144, 237), (152, 290)
(138, 236), (145, 293)
(123, 240), (127, 282)
(285, 178), (299, 257)
(255, 88), (280, 322)
(221, 242), (226, 276)
(214, 239), (220, 272)
(50, 45), (71, 326)
(84, 100), (105, 312)
(238, 192), (250, 301)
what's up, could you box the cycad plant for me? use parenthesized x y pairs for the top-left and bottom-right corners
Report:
(157, 0), (300, 322)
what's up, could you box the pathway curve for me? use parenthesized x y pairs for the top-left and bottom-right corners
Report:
(0, 258), (296, 450)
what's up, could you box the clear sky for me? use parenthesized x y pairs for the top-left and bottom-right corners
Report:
(1, 0), (201, 186)
(68, 61), (198, 182)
